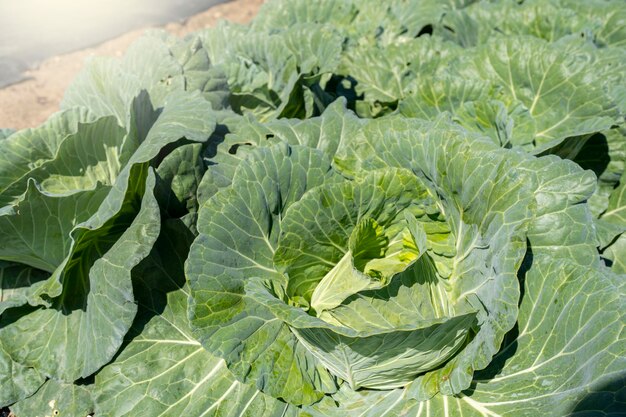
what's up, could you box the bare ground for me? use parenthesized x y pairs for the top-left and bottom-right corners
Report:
(0, 0), (264, 130)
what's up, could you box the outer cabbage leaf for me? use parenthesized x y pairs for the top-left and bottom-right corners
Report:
(602, 171), (626, 227)
(0, 181), (109, 273)
(10, 378), (94, 417)
(0, 263), (47, 410)
(0, 108), (95, 206)
(0, 129), (15, 140)
(600, 170), (626, 272)
(62, 31), (229, 125)
(197, 98), (362, 205)
(0, 91), (216, 393)
(439, 1), (582, 47)
(155, 142), (206, 233)
(381, 0), (476, 39)
(96, 287), (296, 417)
(302, 385), (416, 417)
(304, 261), (625, 417)
(550, 0), (626, 47)
(398, 35), (623, 154)
(0, 114), (129, 271)
(451, 36), (621, 152)
(438, 0), (626, 48)
(0, 267), (47, 406)
(341, 37), (460, 117)
(198, 22), (343, 121)
(586, 4), (626, 48)
(604, 235), (626, 273)
(226, 98), (361, 157)
(431, 260), (625, 417)
(92, 220), (296, 417)
(511, 152), (599, 268)
(23, 91), (214, 305)
(0, 170), (160, 382)
(569, 128), (626, 218)
(399, 77), (537, 148)
(252, 0), (472, 45)
(252, 0), (358, 32)
(247, 277), (475, 392)
(0, 262), (48, 314)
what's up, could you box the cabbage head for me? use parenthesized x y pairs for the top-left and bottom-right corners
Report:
(186, 110), (624, 416)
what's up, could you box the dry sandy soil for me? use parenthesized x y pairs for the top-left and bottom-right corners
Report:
(0, 0), (264, 130)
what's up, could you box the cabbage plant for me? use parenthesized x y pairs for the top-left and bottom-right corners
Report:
(0, 0), (624, 416)
(184, 110), (623, 416)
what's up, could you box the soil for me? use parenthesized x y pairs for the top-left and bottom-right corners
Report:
(0, 0), (264, 130)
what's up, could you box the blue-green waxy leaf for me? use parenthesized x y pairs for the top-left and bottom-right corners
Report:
(600, 169), (626, 272)
(225, 97), (362, 159)
(454, 36), (621, 151)
(187, 143), (342, 406)
(96, 287), (297, 417)
(0, 129), (15, 140)
(0, 170), (160, 382)
(1, 88), (216, 378)
(341, 36), (460, 117)
(198, 20), (343, 121)
(252, 0), (358, 32)
(10, 378), (94, 417)
(0, 182), (109, 272)
(302, 384), (416, 417)
(198, 98), (363, 206)
(305, 255), (626, 417)
(0, 352), (45, 409)
(0, 262), (48, 315)
(440, 0), (626, 48)
(603, 170), (626, 228)
(62, 31), (229, 126)
(0, 108), (96, 206)
(573, 128), (626, 218)
(399, 78), (538, 148)
(604, 234), (626, 273)
(155, 142), (206, 233)
(520, 155), (600, 267)
(0, 91), (211, 407)
(0, 89), (216, 383)
(0, 272), (46, 406)
(92, 221), (296, 417)
(393, 260), (624, 417)
(307, 257), (624, 417)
